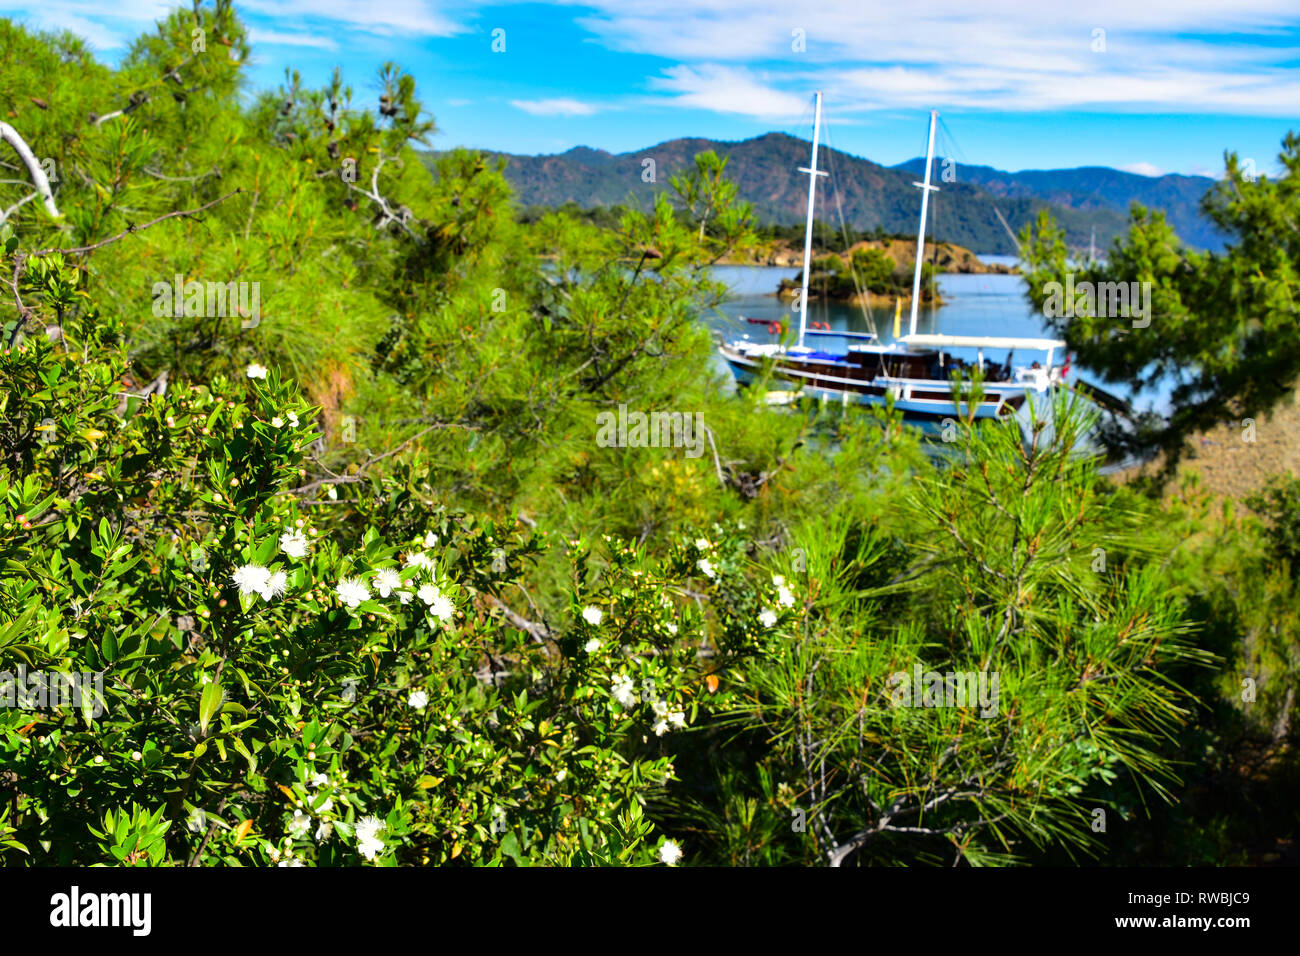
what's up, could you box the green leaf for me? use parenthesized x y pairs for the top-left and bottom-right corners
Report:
(0, 606), (37, 649)
(499, 831), (527, 866)
(199, 679), (223, 736)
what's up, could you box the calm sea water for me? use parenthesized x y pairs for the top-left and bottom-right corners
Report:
(704, 261), (1170, 414)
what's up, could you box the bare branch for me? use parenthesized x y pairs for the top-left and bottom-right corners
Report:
(0, 122), (60, 218)
(30, 189), (243, 257)
(0, 191), (37, 225)
(481, 593), (553, 644)
(291, 421), (475, 495)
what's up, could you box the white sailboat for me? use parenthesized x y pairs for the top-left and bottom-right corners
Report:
(718, 94), (1068, 426)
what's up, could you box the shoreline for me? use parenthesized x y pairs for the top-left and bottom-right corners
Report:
(773, 286), (944, 309)
(717, 237), (1020, 276)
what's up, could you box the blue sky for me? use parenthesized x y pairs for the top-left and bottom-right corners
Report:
(5, 1), (1298, 177)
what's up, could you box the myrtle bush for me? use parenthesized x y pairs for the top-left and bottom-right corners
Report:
(0, 250), (785, 866)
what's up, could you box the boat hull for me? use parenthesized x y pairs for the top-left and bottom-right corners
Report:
(720, 344), (1037, 422)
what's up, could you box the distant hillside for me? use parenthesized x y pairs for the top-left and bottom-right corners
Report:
(427, 132), (1223, 255)
(893, 158), (1226, 252)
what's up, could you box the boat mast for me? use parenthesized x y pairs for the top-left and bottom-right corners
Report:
(908, 109), (939, 338)
(796, 91), (825, 348)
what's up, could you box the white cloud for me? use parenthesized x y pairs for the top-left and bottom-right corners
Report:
(0, 0), (172, 50)
(1120, 162), (1164, 176)
(31, 12), (126, 49)
(511, 98), (598, 117)
(247, 29), (339, 51)
(0, 0), (467, 52)
(561, 0), (1300, 116)
(647, 64), (810, 119)
(8, 0), (1298, 123)
(238, 0), (464, 37)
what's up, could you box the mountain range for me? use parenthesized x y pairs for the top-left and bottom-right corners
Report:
(892, 157), (1225, 251)
(434, 132), (1227, 256)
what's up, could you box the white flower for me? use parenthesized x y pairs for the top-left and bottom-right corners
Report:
(279, 530), (309, 559)
(277, 859), (305, 867)
(611, 674), (637, 709)
(355, 816), (385, 861)
(694, 538), (711, 550)
(696, 558), (716, 579)
(758, 608), (777, 629)
(666, 622), (678, 635)
(326, 485), (338, 500)
(659, 840), (683, 866)
(373, 568), (402, 598)
(776, 585), (795, 609)
(427, 593), (454, 624)
(271, 416), (284, 428)
(581, 606), (603, 626)
(405, 551), (433, 570)
(335, 577), (370, 609)
(408, 689), (428, 710)
(555, 769), (567, 783)
(246, 363), (268, 379)
(288, 411), (300, 427)
(305, 773), (334, 813)
(423, 531), (438, 547)
(584, 637), (601, 654)
(417, 583), (440, 605)
(232, 564), (271, 597)
(397, 590), (413, 605)
(651, 700), (687, 736)
(315, 821), (333, 843)
(259, 570), (287, 601)
(772, 575), (786, 587)
(287, 810), (311, 839)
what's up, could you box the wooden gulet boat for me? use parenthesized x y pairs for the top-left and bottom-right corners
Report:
(719, 334), (1067, 423)
(719, 94), (1068, 427)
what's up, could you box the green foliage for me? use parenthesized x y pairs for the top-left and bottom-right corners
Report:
(1246, 473), (1300, 569)
(780, 249), (937, 302)
(0, 268), (769, 866)
(851, 247), (896, 288)
(670, 394), (1210, 866)
(1019, 133), (1300, 468)
(1, 8), (1296, 870)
